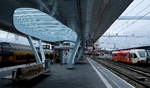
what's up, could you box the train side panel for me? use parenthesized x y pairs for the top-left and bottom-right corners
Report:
(112, 50), (132, 63)
(130, 49), (147, 63)
(112, 49), (147, 64)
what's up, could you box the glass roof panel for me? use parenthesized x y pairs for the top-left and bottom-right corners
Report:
(13, 8), (77, 42)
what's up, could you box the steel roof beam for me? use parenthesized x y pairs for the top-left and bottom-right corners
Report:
(118, 16), (150, 20)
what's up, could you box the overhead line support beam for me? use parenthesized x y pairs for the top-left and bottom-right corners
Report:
(118, 16), (150, 20)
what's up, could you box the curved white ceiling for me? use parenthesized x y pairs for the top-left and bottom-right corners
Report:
(13, 8), (77, 42)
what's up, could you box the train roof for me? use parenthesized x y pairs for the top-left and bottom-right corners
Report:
(113, 46), (150, 51)
(0, 42), (29, 47)
(112, 49), (146, 55)
(112, 50), (130, 55)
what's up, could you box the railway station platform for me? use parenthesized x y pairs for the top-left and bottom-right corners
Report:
(0, 58), (134, 88)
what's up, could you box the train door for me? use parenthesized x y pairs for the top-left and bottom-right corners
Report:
(146, 50), (150, 63)
(126, 53), (131, 63)
(137, 50), (147, 63)
(129, 53), (138, 64)
(0, 44), (2, 63)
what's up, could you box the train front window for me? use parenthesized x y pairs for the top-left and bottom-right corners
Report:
(138, 51), (146, 58)
(147, 50), (150, 56)
(133, 53), (137, 58)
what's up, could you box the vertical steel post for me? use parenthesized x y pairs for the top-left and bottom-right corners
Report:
(27, 36), (42, 64)
(39, 40), (46, 64)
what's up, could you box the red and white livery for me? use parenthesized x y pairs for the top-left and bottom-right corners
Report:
(112, 49), (147, 64)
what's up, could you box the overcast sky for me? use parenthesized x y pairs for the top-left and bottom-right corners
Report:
(98, 0), (150, 50)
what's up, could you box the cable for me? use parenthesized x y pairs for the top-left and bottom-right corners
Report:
(124, 0), (145, 16)
(102, 0), (145, 39)
(115, 3), (150, 34)
(101, 0), (147, 50)
(112, 0), (145, 34)
(119, 8), (150, 33)
(114, 0), (149, 34)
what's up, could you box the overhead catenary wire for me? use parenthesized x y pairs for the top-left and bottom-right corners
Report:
(103, 0), (145, 37)
(113, 0), (150, 34)
(115, 3), (150, 34)
(109, 0), (145, 35)
(118, 7), (150, 34)
(100, 0), (150, 50)
(124, 0), (145, 16)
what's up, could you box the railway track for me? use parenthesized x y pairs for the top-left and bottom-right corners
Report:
(93, 58), (150, 88)
(104, 59), (150, 78)
(113, 62), (150, 78)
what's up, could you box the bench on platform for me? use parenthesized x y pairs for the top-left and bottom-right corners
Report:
(2, 64), (49, 81)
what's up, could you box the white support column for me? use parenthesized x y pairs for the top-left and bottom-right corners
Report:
(63, 49), (70, 64)
(39, 40), (46, 64)
(62, 50), (66, 64)
(75, 47), (84, 61)
(67, 40), (80, 69)
(27, 36), (42, 64)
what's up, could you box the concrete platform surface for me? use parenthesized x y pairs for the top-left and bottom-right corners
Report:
(0, 58), (134, 88)
(88, 58), (134, 88)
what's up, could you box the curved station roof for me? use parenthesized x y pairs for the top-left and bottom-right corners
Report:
(13, 8), (77, 42)
(0, 0), (133, 43)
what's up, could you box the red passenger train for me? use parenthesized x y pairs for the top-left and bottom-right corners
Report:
(112, 49), (147, 64)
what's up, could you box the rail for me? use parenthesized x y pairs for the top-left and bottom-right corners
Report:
(93, 58), (150, 88)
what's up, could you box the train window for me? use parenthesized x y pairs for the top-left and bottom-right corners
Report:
(129, 53), (136, 58)
(133, 53), (137, 58)
(112, 54), (117, 57)
(128, 53), (133, 58)
(125, 54), (129, 58)
(138, 51), (146, 58)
